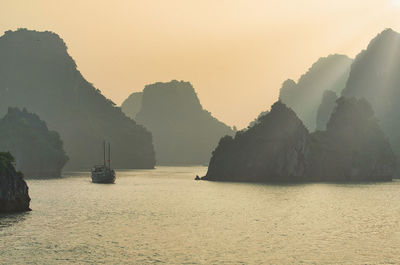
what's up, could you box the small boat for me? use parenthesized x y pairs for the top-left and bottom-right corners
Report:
(91, 141), (116, 184)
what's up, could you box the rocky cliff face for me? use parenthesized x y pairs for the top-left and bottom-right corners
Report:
(0, 107), (68, 178)
(316, 90), (338, 131)
(204, 98), (395, 182)
(205, 101), (309, 182)
(341, 28), (400, 175)
(0, 29), (155, 170)
(279, 54), (352, 131)
(125, 80), (233, 165)
(307, 97), (395, 181)
(0, 152), (30, 213)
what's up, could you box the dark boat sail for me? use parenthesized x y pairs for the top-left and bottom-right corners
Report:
(91, 141), (116, 184)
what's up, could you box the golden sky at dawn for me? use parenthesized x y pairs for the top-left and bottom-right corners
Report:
(1, 0), (400, 128)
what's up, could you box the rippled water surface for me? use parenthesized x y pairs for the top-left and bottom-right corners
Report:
(1, 166), (400, 264)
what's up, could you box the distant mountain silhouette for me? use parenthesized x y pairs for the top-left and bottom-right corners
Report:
(121, 92), (143, 119)
(279, 54), (352, 131)
(0, 29), (155, 169)
(0, 108), (68, 178)
(203, 98), (395, 182)
(341, 28), (400, 174)
(122, 80), (234, 165)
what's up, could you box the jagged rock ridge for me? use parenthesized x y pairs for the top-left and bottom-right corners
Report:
(206, 101), (309, 182)
(248, 110), (269, 128)
(204, 98), (395, 182)
(341, 28), (400, 175)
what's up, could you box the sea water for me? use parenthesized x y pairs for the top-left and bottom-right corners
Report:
(1, 166), (400, 264)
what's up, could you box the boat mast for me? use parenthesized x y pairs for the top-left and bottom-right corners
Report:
(103, 140), (106, 167)
(108, 142), (111, 169)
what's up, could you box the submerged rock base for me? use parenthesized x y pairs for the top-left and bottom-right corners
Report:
(0, 152), (31, 213)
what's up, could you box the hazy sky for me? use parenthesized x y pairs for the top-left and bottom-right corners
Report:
(1, 0), (400, 128)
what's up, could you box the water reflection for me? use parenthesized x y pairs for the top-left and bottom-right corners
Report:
(0, 212), (29, 229)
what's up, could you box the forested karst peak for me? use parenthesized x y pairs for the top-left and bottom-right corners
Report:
(341, 28), (400, 176)
(0, 28), (155, 169)
(204, 98), (395, 182)
(0, 107), (68, 178)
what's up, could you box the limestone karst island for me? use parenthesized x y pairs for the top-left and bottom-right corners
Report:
(2, 1), (400, 264)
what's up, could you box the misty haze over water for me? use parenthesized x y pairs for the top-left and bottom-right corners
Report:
(2, 2), (400, 264)
(1, 167), (400, 264)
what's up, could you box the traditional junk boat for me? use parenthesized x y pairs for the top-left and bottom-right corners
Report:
(91, 141), (116, 184)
